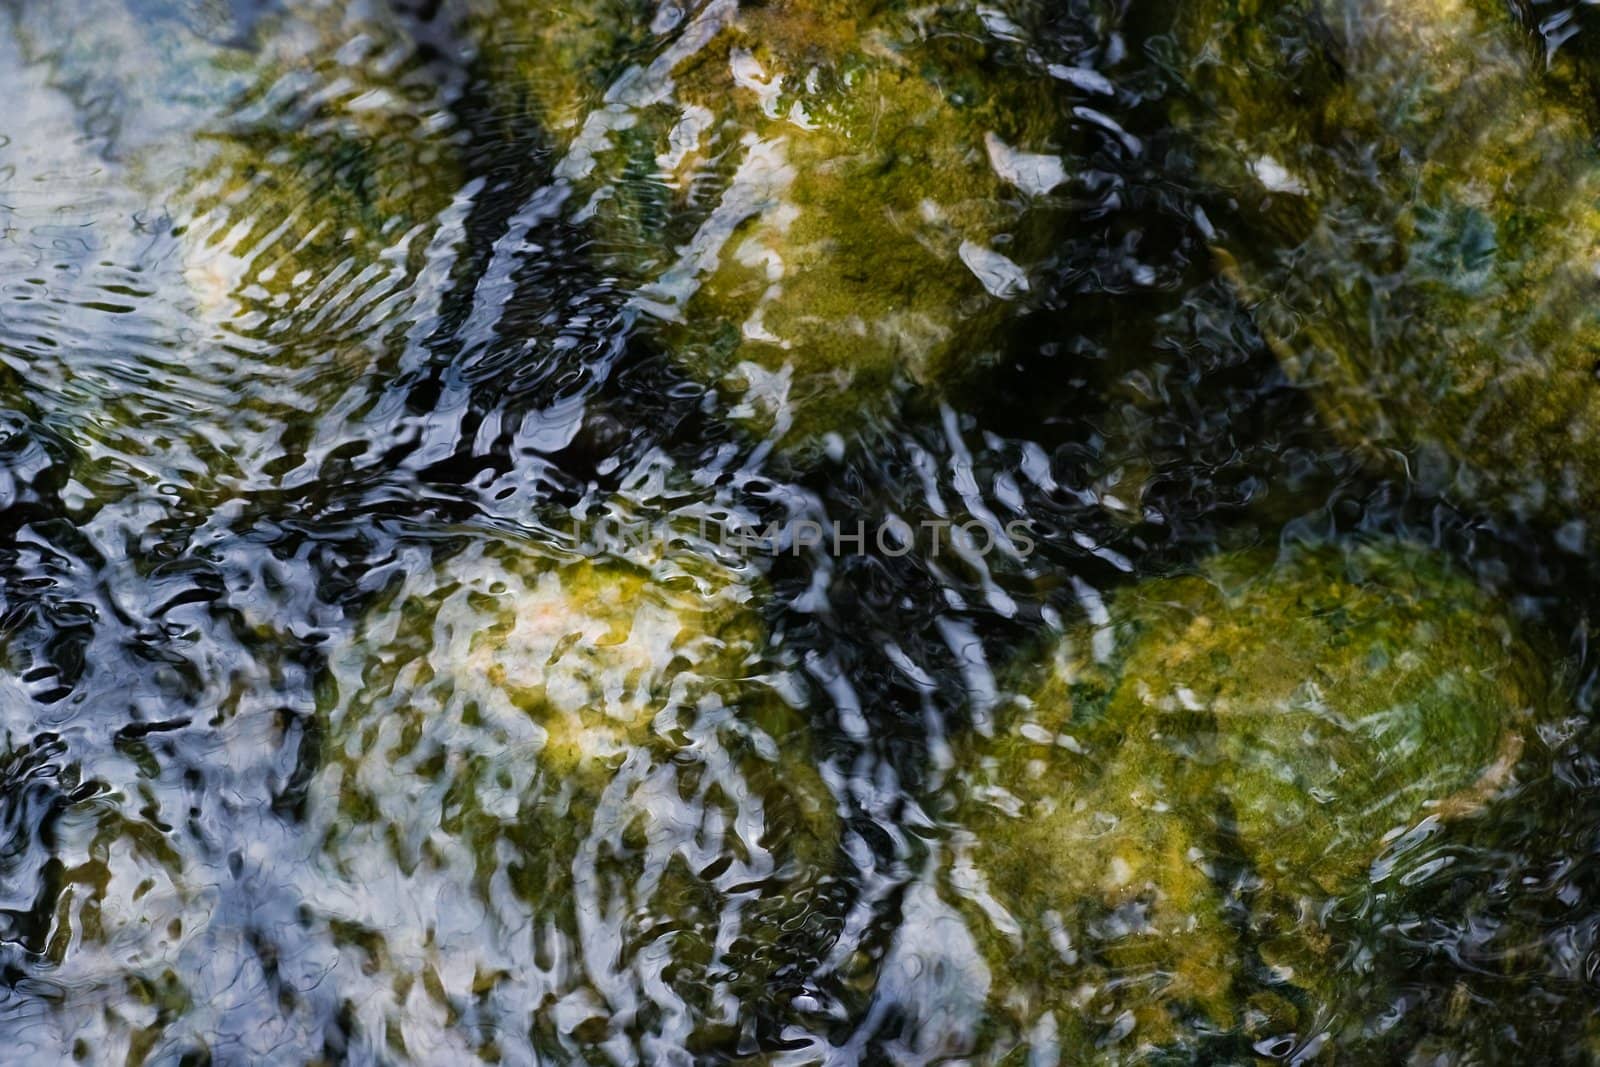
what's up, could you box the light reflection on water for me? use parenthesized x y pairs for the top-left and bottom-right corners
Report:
(0, 0), (1599, 1063)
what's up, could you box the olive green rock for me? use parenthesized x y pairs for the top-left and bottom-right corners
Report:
(469, 0), (1071, 444)
(1170, 0), (1600, 527)
(306, 531), (839, 1060)
(946, 539), (1550, 1058)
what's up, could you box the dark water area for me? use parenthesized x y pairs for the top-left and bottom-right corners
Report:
(4, 0), (1600, 1062)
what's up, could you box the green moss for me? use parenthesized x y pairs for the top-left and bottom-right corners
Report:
(472, 0), (657, 135)
(472, 0), (1070, 445)
(314, 531), (838, 1057)
(1173, 0), (1600, 523)
(948, 539), (1551, 1056)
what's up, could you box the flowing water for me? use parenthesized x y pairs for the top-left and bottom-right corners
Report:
(4, 0), (1600, 1062)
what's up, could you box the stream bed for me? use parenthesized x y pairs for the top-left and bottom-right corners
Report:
(4, 0), (1600, 1062)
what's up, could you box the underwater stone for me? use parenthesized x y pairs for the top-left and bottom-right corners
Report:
(470, 0), (1072, 445)
(306, 532), (839, 1060)
(946, 539), (1551, 1056)
(1173, 0), (1600, 527)
(8, 0), (255, 184)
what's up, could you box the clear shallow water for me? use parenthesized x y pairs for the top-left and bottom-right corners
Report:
(4, 0), (1600, 1062)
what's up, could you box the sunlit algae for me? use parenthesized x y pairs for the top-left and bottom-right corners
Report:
(467, 0), (1074, 445)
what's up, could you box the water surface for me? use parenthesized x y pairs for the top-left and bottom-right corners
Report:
(2, 0), (1600, 1062)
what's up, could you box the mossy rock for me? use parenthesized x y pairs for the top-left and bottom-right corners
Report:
(471, 0), (1072, 446)
(1170, 0), (1600, 529)
(945, 539), (1553, 1059)
(309, 531), (839, 1060)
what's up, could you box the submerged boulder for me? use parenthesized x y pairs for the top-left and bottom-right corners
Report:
(945, 539), (1552, 1057)
(306, 531), (839, 1060)
(470, 0), (1073, 444)
(1172, 0), (1600, 528)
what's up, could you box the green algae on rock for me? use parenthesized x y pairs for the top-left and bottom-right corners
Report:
(306, 530), (839, 1060)
(944, 539), (1552, 1057)
(1171, 0), (1600, 527)
(470, 0), (1072, 444)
